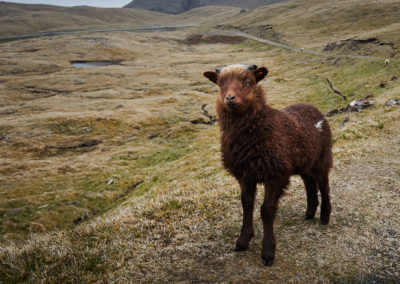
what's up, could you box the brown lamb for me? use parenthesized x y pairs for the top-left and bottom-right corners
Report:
(203, 64), (333, 266)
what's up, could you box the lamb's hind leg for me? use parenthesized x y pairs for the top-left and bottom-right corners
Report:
(301, 174), (319, 220)
(234, 179), (257, 251)
(316, 172), (331, 225)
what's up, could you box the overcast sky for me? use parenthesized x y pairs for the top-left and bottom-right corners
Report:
(3, 1), (131, 8)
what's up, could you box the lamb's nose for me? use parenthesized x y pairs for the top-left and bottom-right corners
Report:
(226, 95), (235, 101)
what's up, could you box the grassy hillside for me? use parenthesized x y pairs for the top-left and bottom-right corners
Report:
(215, 0), (400, 54)
(0, 0), (399, 282)
(0, 2), (242, 37)
(124, 0), (287, 14)
(0, 2), (171, 36)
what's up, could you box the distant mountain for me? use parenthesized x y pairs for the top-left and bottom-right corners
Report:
(124, 0), (288, 14)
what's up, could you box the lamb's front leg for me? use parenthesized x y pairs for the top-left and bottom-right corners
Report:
(234, 179), (257, 251)
(261, 176), (288, 266)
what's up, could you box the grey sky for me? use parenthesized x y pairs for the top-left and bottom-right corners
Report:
(3, 1), (131, 8)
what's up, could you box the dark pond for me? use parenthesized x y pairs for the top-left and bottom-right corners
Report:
(71, 61), (122, 68)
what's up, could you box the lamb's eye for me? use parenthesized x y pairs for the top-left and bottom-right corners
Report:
(218, 81), (224, 87)
(245, 80), (252, 87)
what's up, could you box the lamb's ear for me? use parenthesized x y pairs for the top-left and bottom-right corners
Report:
(203, 71), (218, 84)
(254, 67), (268, 82)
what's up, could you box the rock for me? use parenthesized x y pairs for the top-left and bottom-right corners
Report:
(327, 95), (375, 117)
(349, 95), (375, 111)
(147, 133), (160, 139)
(385, 99), (400, 107)
(391, 76), (398, 81)
(107, 179), (114, 185)
(66, 201), (81, 206)
(4, 206), (27, 216)
(378, 81), (387, 88)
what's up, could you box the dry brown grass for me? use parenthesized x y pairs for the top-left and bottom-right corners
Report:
(217, 0), (400, 53)
(1, 1), (399, 282)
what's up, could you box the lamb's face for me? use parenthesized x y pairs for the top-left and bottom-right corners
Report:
(203, 64), (268, 112)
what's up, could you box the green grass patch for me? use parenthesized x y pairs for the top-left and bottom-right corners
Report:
(300, 57), (399, 113)
(0, 119), (202, 240)
(135, 145), (188, 168)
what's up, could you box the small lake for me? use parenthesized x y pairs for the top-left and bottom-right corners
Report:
(71, 61), (122, 68)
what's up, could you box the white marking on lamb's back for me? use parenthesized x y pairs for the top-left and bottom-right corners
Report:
(315, 120), (324, 132)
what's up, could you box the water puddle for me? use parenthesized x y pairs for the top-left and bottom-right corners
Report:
(71, 60), (122, 68)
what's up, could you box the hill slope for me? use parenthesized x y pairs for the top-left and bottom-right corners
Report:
(215, 0), (400, 54)
(124, 0), (288, 14)
(0, 2), (171, 36)
(0, 2), (241, 36)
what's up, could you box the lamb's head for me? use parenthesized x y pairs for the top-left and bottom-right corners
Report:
(203, 64), (268, 112)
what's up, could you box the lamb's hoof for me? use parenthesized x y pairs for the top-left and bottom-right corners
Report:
(305, 215), (315, 220)
(320, 219), (329, 225)
(234, 245), (247, 252)
(262, 258), (274, 266)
